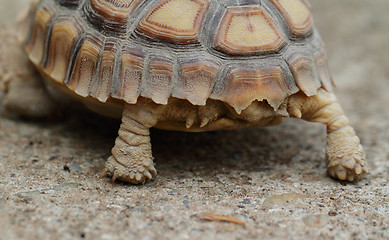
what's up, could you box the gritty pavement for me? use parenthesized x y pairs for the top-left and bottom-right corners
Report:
(0, 0), (388, 239)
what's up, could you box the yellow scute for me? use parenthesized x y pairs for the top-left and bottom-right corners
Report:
(278, 0), (310, 25)
(226, 14), (279, 48)
(148, 0), (201, 31)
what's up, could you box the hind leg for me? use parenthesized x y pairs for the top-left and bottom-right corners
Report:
(288, 88), (369, 181)
(0, 24), (56, 119)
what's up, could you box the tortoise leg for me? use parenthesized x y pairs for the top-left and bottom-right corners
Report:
(288, 88), (369, 181)
(2, 72), (57, 119)
(103, 102), (161, 184)
(0, 24), (56, 119)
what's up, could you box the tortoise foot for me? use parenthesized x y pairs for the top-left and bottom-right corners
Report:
(326, 126), (369, 181)
(100, 102), (160, 184)
(2, 84), (56, 119)
(104, 156), (156, 184)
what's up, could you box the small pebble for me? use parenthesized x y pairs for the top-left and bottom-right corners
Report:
(328, 210), (338, 216)
(263, 193), (307, 208)
(302, 214), (330, 228)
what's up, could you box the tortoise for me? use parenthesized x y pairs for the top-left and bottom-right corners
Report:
(0, 0), (369, 184)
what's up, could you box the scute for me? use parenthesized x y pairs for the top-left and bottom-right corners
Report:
(67, 33), (104, 96)
(85, 0), (142, 34)
(118, 47), (145, 103)
(44, 16), (84, 83)
(93, 40), (119, 102)
(25, 5), (55, 65)
(136, 0), (210, 43)
(214, 6), (284, 55)
(269, 0), (313, 37)
(140, 56), (174, 104)
(175, 60), (218, 105)
(314, 50), (333, 91)
(210, 62), (299, 113)
(287, 54), (321, 96)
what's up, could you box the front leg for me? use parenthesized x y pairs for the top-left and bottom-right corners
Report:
(103, 100), (163, 184)
(288, 88), (369, 181)
(0, 24), (56, 119)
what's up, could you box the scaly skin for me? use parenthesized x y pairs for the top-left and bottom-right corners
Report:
(102, 100), (162, 184)
(288, 89), (369, 181)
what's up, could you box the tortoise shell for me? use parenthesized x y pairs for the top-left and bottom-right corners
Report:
(20, 0), (332, 114)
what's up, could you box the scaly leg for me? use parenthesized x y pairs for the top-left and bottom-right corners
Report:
(288, 88), (369, 181)
(103, 101), (162, 184)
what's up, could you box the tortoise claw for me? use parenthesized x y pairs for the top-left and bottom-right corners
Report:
(104, 156), (157, 184)
(110, 174), (118, 184)
(98, 170), (107, 181)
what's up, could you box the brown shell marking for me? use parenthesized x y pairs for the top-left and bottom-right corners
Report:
(25, 6), (55, 65)
(212, 66), (294, 113)
(66, 34), (104, 97)
(86, 0), (142, 34)
(269, 0), (313, 37)
(117, 48), (145, 103)
(141, 57), (174, 104)
(92, 40), (119, 102)
(136, 0), (210, 43)
(214, 6), (285, 55)
(44, 17), (83, 83)
(288, 55), (321, 96)
(178, 61), (218, 105)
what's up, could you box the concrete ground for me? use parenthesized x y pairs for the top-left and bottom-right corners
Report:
(0, 0), (388, 239)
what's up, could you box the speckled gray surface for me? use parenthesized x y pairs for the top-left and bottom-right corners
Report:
(0, 1), (388, 239)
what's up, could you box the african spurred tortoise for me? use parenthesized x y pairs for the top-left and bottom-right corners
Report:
(0, 0), (369, 183)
